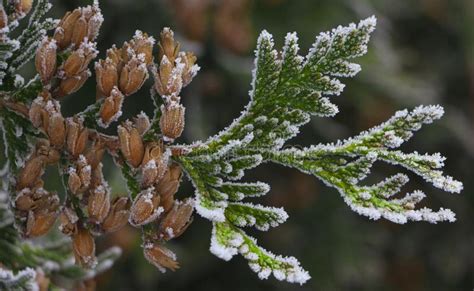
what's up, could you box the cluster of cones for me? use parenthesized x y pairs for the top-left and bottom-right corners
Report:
(10, 1), (200, 282)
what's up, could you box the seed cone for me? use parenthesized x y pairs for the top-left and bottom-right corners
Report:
(17, 157), (44, 189)
(59, 207), (78, 236)
(118, 57), (148, 96)
(66, 117), (89, 158)
(143, 242), (179, 272)
(26, 208), (58, 238)
(124, 30), (154, 65)
(68, 156), (92, 194)
(56, 70), (91, 97)
(95, 59), (119, 97)
(54, 5), (103, 50)
(141, 142), (169, 188)
(156, 164), (182, 213)
(102, 197), (130, 233)
(62, 42), (98, 77)
(99, 87), (124, 127)
(180, 52), (198, 87)
(152, 55), (182, 97)
(134, 113), (151, 135)
(129, 188), (162, 226)
(35, 38), (57, 84)
(88, 185), (111, 224)
(158, 28), (179, 63)
(0, 6), (7, 32)
(118, 123), (145, 168)
(47, 113), (66, 148)
(35, 139), (61, 164)
(72, 227), (97, 268)
(158, 199), (194, 241)
(160, 103), (185, 142)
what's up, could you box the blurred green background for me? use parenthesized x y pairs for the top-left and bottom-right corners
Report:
(45, 0), (474, 290)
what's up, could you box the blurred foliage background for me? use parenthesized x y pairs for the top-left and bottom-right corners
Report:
(39, 0), (474, 290)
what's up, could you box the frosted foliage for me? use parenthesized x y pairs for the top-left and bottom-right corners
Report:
(0, 268), (38, 291)
(225, 202), (288, 231)
(270, 105), (462, 224)
(173, 15), (463, 285)
(210, 222), (310, 285)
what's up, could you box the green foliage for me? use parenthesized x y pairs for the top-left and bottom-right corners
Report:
(119, 154), (141, 200)
(1, 0), (56, 85)
(211, 221), (308, 283)
(176, 16), (462, 284)
(0, 267), (37, 291)
(9, 76), (42, 103)
(0, 107), (39, 173)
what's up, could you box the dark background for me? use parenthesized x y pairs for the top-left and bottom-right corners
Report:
(44, 0), (474, 290)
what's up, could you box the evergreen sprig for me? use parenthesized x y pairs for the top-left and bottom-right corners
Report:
(175, 16), (462, 284)
(1, 0), (56, 85)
